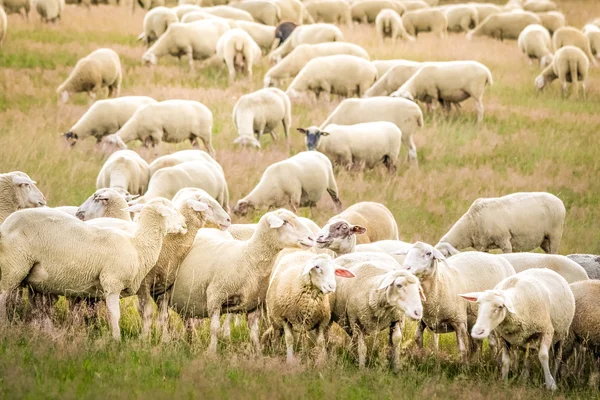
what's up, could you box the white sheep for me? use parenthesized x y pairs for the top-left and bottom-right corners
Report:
(149, 149), (217, 177)
(468, 2), (501, 22)
(179, 10), (221, 23)
(235, 21), (276, 53)
(269, 23), (344, 63)
(216, 28), (262, 82)
(0, 172), (46, 224)
(57, 48), (122, 103)
(364, 60), (422, 97)
(63, 96), (157, 145)
(537, 11), (565, 35)
(320, 97), (424, 163)
(583, 23), (600, 60)
(228, 216), (321, 240)
(172, 4), (201, 19)
(460, 269), (574, 391)
(535, 45), (589, 96)
(0, 6), (6, 46)
(76, 188), (132, 221)
(350, 0), (405, 24)
(233, 151), (342, 216)
(96, 150), (150, 197)
(435, 192), (566, 257)
(567, 254), (600, 280)
(232, 1), (281, 25)
(371, 59), (414, 76)
(101, 100), (215, 156)
(232, 87), (291, 148)
(137, 6), (178, 48)
(286, 54), (378, 100)
(0, 198), (186, 340)
(443, 4), (478, 33)
(553, 26), (596, 64)
(356, 239), (412, 264)
(201, 5), (254, 21)
(305, 0), (351, 26)
(402, 8), (447, 38)
(466, 11), (541, 41)
(518, 24), (553, 67)
(2, 0), (30, 18)
(499, 253), (589, 283)
(376, 9), (414, 43)
(36, 0), (63, 23)
(391, 60), (493, 122)
(141, 20), (230, 70)
(523, 0), (557, 13)
(297, 122), (401, 172)
(271, 0), (313, 25)
(262, 252), (355, 364)
(264, 42), (370, 88)
(401, 0), (429, 11)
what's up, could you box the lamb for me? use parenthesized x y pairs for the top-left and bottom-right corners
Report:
(96, 150), (150, 197)
(286, 54), (378, 100)
(57, 48), (122, 103)
(305, 0), (351, 26)
(297, 122), (401, 172)
(435, 192), (566, 257)
(137, 6), (178, 48)
(468, 2), (501, 22)
(518, 24), (553, 67)
(320, 97), (423, 163)
(272, 21), (297, 48)
(402, 8), (447, 38)
(201, 6), (254, 21)
(0, 198), (186, 340)
(170, 209), (316, 353)
(391, 61), (493, 122)
(233, 151), (342, 216)
(534, 46), (589, 96)
(36, 0), (63, 22)
(376, 9), (414, 43)
(149, 149), (218, 177)
(553, 26), (596, 64)
(0, 172), (46, 224)
(231, 1), (280, 25)
(269, 23), (344, 62)
(232, 87), (291, 148)
(584, 24), (600, 60)
(466, 11), (541, 41)
(262, 252), (355, 364)
(264, 42), (370, 88)
(63, 96), (157, 145)
(235, 21), (276, 53)
(216, 28), (262, 81)
(523, 0), (557, 13)
(350, 0), (406, 24)
(364, 60), (422, 97)
(566, 254), (600, 280)
(401, 242), (516, 359)
(537, 11), (565, 35)
(141, 20), (230, 70)
(0, 6), (6, 46)
(499, 253), (589, 283)
(101, 100), (215, 156)
(2, 0), (30, 18)
(76, 188), (132, 221)
(460, 269), (574, 391)
(443, 4), (478, 33)
(228, 217), (321, 240)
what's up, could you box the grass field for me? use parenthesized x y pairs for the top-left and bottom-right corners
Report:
(1, 0), (600, 398)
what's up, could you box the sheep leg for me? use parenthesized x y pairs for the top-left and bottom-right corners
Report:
(314, 324), (327, 366)
(248, 309), (262, 354)
(185, 46), (195, 72)
(414, 320), (426, 349)
(105, 293), (121, 341)
(406, 134), (418, 165)
(389, 320), (403, 373)
(283, 320), (296, 364)
(197, 137), (216, 158)
(539, 332), (557, 391)
(156, 293), (171, 342)
(552, 340), (564, 379)
(454, 322), (470, 361)
(137, 287), (154, 339)
(432, 332), (439, 352)
(501, 340), (511, 380)
(222, 313), (232, 340)
(208, 309), (221, 354)
(474, 97), (485, 123)
(356, 330), (367, 369)
(519, 345), (532, 382)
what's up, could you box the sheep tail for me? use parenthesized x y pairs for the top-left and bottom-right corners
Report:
(569, 59), (578, 87)
(486, 68), (494, 86)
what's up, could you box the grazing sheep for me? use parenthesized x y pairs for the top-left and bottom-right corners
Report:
(467, 11), (541, 41)
(371, 59), (414, 76)
(228, 216), (321, 240)
(201, 6), (254, 21)
(101, 100), (215, 156)
(402, 8), (447, 38)
(435, 192), (565, 257)
(273, 0), (313, 24)
(232, 88), (291, 148)
(149, 150), (217, 177)
(273, 21), (297, 48)
(76, 188), (132, 221)
(137, 6), (178, 48)
(264, 42), (370, 88)
(172, 4), (201, 19)
(535, 46), (589, 96)
(179, 10), (223, 23)
(171, 209), (316, 353)
(216, 28), (262, 82)
(350, 0), (405, 24)
(461, 269), (574, 391)
(263, 252), (355, 364)
(537, 11), (565, 35)
(567, 254), (600, 280)
(500, 253), (589, 283)
(2, 0), (30, 18)
(583, 24), (600, 59)
(523, 0), (557, 13)
(235, 21), (276, 53)
(286, 55), (378, 100)
(305, 0), (351, 26)
(233, 151), (341, 216)
(518, 24), (553, 67)
(231, 1), (280, 25)
(468, 2), (501, 22)
(269, 23), (343, 62)
(376, 9), (414, 43)
(297, 122), (401, 172)
(63, 96), (157, 145)
(0, 7), (6, 46)
(364, 60), (422, 97)
(442, 4), (478, 33)
(400, 0), (428, 11)
(36, 0), (63, 23)
(553, 26), (596, 63)
(141, 20), (230, 70)
(0, 172), (46, 224)
(320, 97), (423, 163)
(96, 150), (150, 197)
(57, 48), (122, 103)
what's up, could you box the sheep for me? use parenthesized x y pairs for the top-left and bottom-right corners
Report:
(350, 0), (405, 24)
(297, 122), (401, 173)
(228, 217), (321, 240)
(460, 269), (574, 390)
(180, 10), (224, 24)
(356, 239), (412, 264)
(499, 253), (589, 283)
(272, 0), (313, 25)
(137, 7), (178, 48)
(149, 150), (217, 177)
(232, 88), (291, 148)
(443, 4), (478, 33)
(330, 262), (424, 370)
(2, 0), (30, 18)
(272, 21), (297, 48)
(0, 6), (6, 46)
(76, 188), (132, 221)
(286, 54), (378, 101)
(376, 9), (414, 43)
(468, 2), (501, 22)
(172, 4), (201, 19)
(371, 59), (413, 76)
(36, 0), (63, 22)
(391, 61), (493, 122)
(305, 0), (351, 26)
(467, 11), (541, 41)
(54, 206), (78, 217)
(402, 8), (447, 38)
(57, 48), (122, 103)
(523, 0), (557, 13)
(101, 100), (215, 156)
(0, 172), (46, 224)
(170, 209), (316, 353)
(264, 42), (370, 88)
(231, 1), (280, 25)
(269, 23), (343, 62)
(583, 24), (600, 60)
(63, 96), (157, 145)
(518, 24), (553, 67)
(553, 26), (596, 64)
(233, 151), (341, 216)
(235, 21), (276, 53)
(141, 20), (230, 70)
(201, 6), (254, 21)
(400, 0), (428, 11)
(262, 252), (355, 364)
(435, 192), (566, 257)
(320, 97), (423, 163)
(216, 28), (262, 82)
(535, 45), (589, 96)
(96, 150), (150, 197)
(566, 254), (600, 280)
(537, 11), (565, 35)
(364, 60), (422, 97)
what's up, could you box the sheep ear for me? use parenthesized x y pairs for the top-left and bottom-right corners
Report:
(123, 204), (144, 213)
(267, 214), (285, 229)
(350, 225), (366, 235)
(436, 242), (459, 256)
(136, 32), (145, 41)
(432, 248), (446, 260)
(296, 128), (307, 135)
(156, 205), (176, 217)
(124, 194), (139, 202)
(392, 249), (409, 256)
(503, 296), (516, 314)
(302, 261), (315, 276)
(187, 199), (209, 212)
(12, 176), (36, 185)
(419, 285), (426, 301)
(458, 292), (481, 303)
(377, 273), (397, 290)
(334, 267), (355, 278)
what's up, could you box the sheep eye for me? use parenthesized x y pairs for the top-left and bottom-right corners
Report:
(396, 283), (403, 288)
(425, 252), (432, 257)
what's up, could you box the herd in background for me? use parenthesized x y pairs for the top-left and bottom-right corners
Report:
(2, 0), (600, 393)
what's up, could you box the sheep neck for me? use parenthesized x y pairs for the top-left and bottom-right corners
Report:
(245, 224), (285, 276)
(106, 199), (131, 221)
(441, 214), (474, 251)
(0, 182), (17, 224)
(131, 210), (167, 286)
